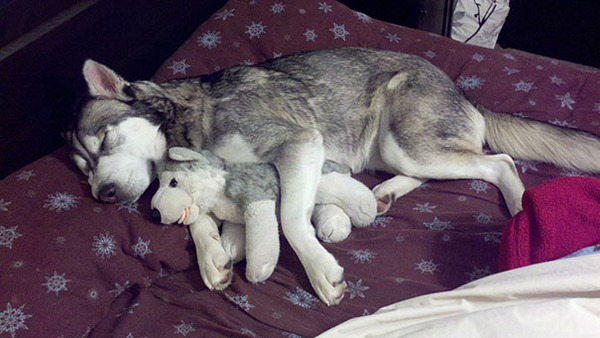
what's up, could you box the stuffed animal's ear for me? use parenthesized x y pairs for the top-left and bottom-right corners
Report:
(83, 59), (132, 101)
(168, 147), (207, 162)
(199, 150), (224, 169)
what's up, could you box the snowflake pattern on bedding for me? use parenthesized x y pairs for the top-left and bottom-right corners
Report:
(1, 0), (599, 336)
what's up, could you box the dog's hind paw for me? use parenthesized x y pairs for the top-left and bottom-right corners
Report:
(375, 193), (395, 215)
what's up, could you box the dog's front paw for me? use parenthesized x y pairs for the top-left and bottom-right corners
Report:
(304, 252), (346, 306)
(345, 195), (377, 228)
(198, 235), (234, 291)
(313, 205), (352, 243)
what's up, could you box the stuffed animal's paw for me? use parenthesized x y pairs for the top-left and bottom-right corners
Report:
(313, 204), (352, 243)
(246, 258), (277, 283)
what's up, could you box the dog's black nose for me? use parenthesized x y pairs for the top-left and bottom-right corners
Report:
(98, 183), (117, 203)
(151, 208), (161, 222)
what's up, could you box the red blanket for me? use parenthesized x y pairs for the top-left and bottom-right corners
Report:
(499, 177), (600, 271)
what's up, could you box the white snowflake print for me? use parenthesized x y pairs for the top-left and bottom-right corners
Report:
(131, 237), (152, 259)
(272, 51), (283, 58)
(92, 231), (117, 259)
(88, 288), (99, 301)
(245, 21), (267, 39)
(469, 180), (490, 193)
(329, 23), (349, 41)
(0, 199), (11, 212)
(483, 232), (502, 243)
(42, 271), (71, 295)
(240, 327), (257, 337)
(304, 28), (317, 42)
(109, 281), (130, 298)
(502, 67), (520, 75)
(198, 31), (222, 49)
(472, 213), (492, 224)
(284, 287), (318, 309)
(370, 215), (392, 228)
(354, 11), (372, 23)
(240, 59), (254, 66)
(548, 118), (576, 128)
(415, 259), (439, 274)
(282, 333), (302, 338)
(423, 217), (454, 231)
(458, 195), (467, 202)
(560, 168), (590, 177)
(318, 2), (333, 13)
(43, 192), (80, 212)
(502, 53), (516, 61)
(16, 170), (35, 181)
(423, 50), (436, 59)
(549, 74), (565, 86)
(117, 200), (140, 214)
(555, 92), (575, 110)
(174, 321), (196, 336)
(594, 103), (600, 112)
(11, 261), (24, 269)
(55, 236), (66, 244)
(214, 8), (235, 21)
(413, 202), (436, 213)
(117, 303), (139, 317)
(270, 3), (285, 14)
(471, 53), (485, 62)
(466, 266), (492, 281)
(395, 233), (406, 244)
(345, 279), (369, 299)
(0, 226), (22, 249)
(512, 80), (536, 93)
(168, 59), (191, 75)
(385, 33), (401, 43)
(514, 159), (539, 173)
(227, 294), (255, 312)
(0, 303), (33, 337)
(347, 249), (376, 264)
(456, 75), (485, 90)
(394, 277), (405, 285)
(298, 8), (306, 14)
(441, 233), (452, 242)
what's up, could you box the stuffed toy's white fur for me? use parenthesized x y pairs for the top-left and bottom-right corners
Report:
(151, 147), (377, 292)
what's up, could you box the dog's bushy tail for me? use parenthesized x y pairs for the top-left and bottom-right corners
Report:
(481, 107), (600, 173)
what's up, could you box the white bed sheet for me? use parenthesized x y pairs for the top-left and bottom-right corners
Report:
(319, 254), (600, 337)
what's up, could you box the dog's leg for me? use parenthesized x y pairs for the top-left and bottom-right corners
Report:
(315, 172), (377, 227)
(372, 175), (427, 215)
(221, 221), (246, 263)
(380, 132), (524, 215)
(312, 204), (352, 243)
(189, 214), (233, 290)
(275, 129), (346, 306)
(244, 200), (280, 283)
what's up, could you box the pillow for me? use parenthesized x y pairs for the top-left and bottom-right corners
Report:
(451, 0), (511, 49)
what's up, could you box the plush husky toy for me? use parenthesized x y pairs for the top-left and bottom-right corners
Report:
(151, 147), (377, 291)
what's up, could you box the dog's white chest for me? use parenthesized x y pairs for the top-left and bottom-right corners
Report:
(212, 133), (260, 163)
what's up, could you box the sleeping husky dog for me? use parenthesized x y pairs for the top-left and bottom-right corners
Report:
(68, 47), (600, 305)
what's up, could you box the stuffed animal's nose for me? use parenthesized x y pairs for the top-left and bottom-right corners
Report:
(151, 208), (162, 223)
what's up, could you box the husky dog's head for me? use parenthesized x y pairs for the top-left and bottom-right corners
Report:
(67, 60), (168, 203)
(150, 147), (226, 225)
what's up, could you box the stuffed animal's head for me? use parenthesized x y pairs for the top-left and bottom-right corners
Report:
(150, 147), (226, 225)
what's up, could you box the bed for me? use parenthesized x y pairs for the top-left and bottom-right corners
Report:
(1, 0), (599, 336)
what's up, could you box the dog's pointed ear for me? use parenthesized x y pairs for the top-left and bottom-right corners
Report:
(168, 147), (206, 162)
(83, 59), (132, 100)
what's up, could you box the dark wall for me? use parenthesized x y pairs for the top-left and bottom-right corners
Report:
(498, 0), (600, 68)
(0, 0), (227, 178)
